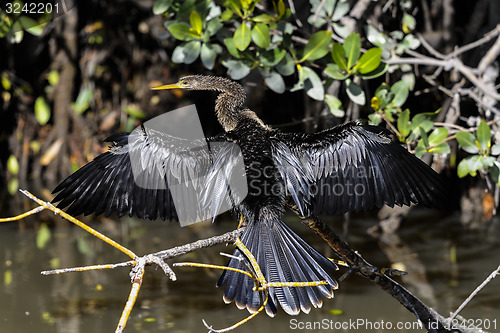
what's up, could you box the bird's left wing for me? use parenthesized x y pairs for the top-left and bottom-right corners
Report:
(270, 122), (447, 216)
(52, 127), (246, 222)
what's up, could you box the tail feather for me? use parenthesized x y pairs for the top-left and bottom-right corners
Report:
(217, 214), (338, 316)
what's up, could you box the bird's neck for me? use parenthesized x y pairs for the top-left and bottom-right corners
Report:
(212, 78), (267, 132)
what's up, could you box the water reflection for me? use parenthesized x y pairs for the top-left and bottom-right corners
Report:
(1, 195), (499, 333)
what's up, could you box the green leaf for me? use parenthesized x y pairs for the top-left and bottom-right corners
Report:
(252, 14), (275, 23)
(384, 109), (394, 122)
(262, 70), (285, 94)
(476, 120), (491, 152)
(200, 43), (220, 70)
(251, 23), (270, 49)
(153, 0), (173, 14)
(302, 66), (324, 101)
(343, 33), (361, 70)
(491, 142), (500, 156)
(331, 43), (347, 71)
(206, 18), (222, 37)
(125, 104), (146, 119)
(8, 178), (18, 195)
(7, 155), (19, 175)
(221, 9), (234, 21)
(167, 23), (199, 41)
(223, 60), (251, 80)
(324, 63), (349, 80)
(8, 21), (24, 44)
(240, 0), (252, 9)
(172, 41), (201, 64)
(36, 223), (52, 250)
(356, 48), (382, 74)
(47, 70), (59, 86)
(402, 13), (416, 33)
(466, 155), (483, 176)
(35, 96), (51, 125)
(390, 80), (409, 107)
(276, 52), (295, 76)
(325, 94), (344, 117)
(368, 113), (382, 126)
(428, 127), (448, 145)
(189, 11), (203, 35)
(415, 139), (427, 158)
(224, 38), (241, 58)
(397, 109), (411, 139)
(359, 62), (388, 79)
(72, 88), (93, 114)
(428, 142), (450, 155)
(260, 48), (286, 67)
(332, 2), (350, 21)
(233, 22), (251, 51)
(457, 159), (470, 178)
(18, 16), (43, 36)
(490, 161), (500, 185)
(277, 0), (285, 18)
(480, 156), (496, 168)
(411, 113), (435, 133)
(225, 0), (242, 16)
(1, 73), (11, 90)
(456, 131), (479, 154)
(345, 79), (365, 105)
(300, 30), (332, 62)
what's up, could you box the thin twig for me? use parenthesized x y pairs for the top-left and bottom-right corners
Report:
(286, 0), (303, 28)
(152, 228), (245, 260)
(116, 259), (146, 333)
(446, 24), (500, 59)
(450, 264), (500, 320)
(386, 56), (500, 102)
(457, 88), (500, 116)
(478, 33), (500, 73)
(41, 261), (134, 275)
(416, 33), (446, 59)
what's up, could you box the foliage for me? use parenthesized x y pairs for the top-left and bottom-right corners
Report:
(456, 121), (500, 185)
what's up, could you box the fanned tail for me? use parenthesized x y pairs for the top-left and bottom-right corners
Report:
(217, 210), (338, 316)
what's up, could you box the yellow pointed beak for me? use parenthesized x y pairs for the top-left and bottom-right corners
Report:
(151, 82), (182, 90)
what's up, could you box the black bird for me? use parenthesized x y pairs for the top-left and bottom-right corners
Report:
(52, 75), (446, 316)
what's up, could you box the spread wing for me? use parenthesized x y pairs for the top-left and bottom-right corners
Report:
(271, 122), (447, 216)
(52, 127), (246, 222)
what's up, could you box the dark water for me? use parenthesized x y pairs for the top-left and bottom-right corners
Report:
(1, 196), (499, 333)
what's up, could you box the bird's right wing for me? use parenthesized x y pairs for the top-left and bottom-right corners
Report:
(52, 127), (246, 222)
(270, 122), (447, 216)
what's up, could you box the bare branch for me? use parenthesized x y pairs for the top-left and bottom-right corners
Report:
(478, 33), (500, 73)
(386, 56), (500, 101)
(446, 24), (500, 59)
(450, 264), (500, 320)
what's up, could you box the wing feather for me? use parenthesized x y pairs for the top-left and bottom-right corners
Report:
(52, 130), (233, 221)
(271, 122), (447, 216)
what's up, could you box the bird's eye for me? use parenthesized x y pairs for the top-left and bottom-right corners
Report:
(180, 80), (188, 86)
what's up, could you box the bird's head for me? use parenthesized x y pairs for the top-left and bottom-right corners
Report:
(152, 75), (225, 91)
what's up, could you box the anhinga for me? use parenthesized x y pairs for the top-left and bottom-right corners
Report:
(53, 75), (445, 316)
